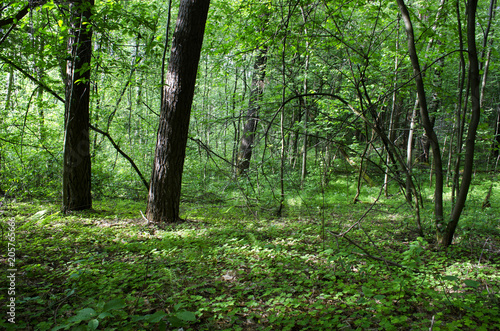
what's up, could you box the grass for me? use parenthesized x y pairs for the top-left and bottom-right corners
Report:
(0, 177), (499, 330)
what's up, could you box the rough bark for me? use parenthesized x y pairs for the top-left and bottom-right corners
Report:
(62, 0), (94, 212)
(146, 0), (210, 224)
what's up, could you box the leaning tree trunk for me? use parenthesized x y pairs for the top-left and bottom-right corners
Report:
(397, 0), (444, 236)
(146, 0), (210, 224)
(62, 0), (94, 212)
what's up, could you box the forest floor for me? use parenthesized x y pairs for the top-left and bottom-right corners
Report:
(1, 184), (499, 330)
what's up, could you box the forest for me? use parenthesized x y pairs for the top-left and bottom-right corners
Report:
(0, 0), (499, 329)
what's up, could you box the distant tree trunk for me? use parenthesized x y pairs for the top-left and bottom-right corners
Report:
(406, 97), (418, 203)
(493, 107), (500, 162)
(451, 0), (468, 201)
(62, 0), (94, 212)
(300, 5), (310, 187)
(385, 19), (400, 197)
(37, 32), (46, 142)
(236, 47), (267, 175)
(146, 0), (210, 224)
(479, 0), (496, 108)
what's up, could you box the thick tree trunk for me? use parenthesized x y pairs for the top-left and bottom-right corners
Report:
(236, 48), (267, 175)
(146, 0), (210, 224)
(62, 0), (93, 212)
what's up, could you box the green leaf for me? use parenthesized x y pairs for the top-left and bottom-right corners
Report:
(146, 311), (167, 323)
(443, 275), (458, 281)
(103, 298), (126, 312)
(362, 286), (373, 297)
(167, 316), (183, 328)
(68, 308), (97, 323)
(130, 315), (146, 322)
(464, 279), (480, 289)
(176, 310), (196, 322)
(88, 319), (99, 330)
(97, 312), (114, 319)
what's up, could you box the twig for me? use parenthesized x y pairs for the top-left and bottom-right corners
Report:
(140, 210), (150, 225)
(328, 230), (420, 272)
(477, 237), (490, 266)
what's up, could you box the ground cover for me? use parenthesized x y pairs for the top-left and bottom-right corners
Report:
(0, 185), (499, 330)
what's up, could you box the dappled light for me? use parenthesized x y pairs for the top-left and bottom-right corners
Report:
(1, 0), (499, 329)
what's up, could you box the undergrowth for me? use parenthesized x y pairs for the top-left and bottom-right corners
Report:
(0, 180), (499, 330)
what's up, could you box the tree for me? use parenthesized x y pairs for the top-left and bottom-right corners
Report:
(62, 0), (94, 212)
(443, 0), (481, 246)
(236, 47), (267, 175)
(397, 0), (482, 247)
(146, 0), (211, 224)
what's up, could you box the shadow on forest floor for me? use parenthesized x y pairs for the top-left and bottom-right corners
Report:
(0, 196), (499, 330)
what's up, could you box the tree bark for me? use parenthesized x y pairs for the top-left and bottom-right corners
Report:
(146, 0), (210, 224)
(62, 0), (94, 212)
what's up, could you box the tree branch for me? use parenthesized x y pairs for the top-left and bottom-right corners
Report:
(89, 124), (149, 191)
(0, 54), (65, 103)
(0, 54), (149, 192)
(0, 1), (48, 28)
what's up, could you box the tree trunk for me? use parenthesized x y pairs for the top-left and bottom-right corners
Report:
(451, 0), (468, 203)
(146, 0), (210, 224)
(62, 0), (94, 212)
(236, 47), (267, 175)
(385, 18), (400, 197)
(442, 0), (481, 247)
(406, 97), (418, 203)
(397, 0), (444, 234)
(493, 107), (500, 162)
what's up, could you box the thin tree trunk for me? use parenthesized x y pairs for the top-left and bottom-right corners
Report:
(236, 47), (267, 175)
(443, 0), (481, 246)
(451, 0), (468, 204)
(493, 107), (500, 161)
(300, 5), (310, 187)
(231, 68), (240, 174)
(37, 31), (46, 142)
(406, 97), (418, 203)
(146, 0), (210, 224)
(385, 17), (400, 197)
(397, 0), (444, 234)
(479, 0), (496, 108)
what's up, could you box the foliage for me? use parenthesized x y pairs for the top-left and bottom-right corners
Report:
(1, 0), (500, 328)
